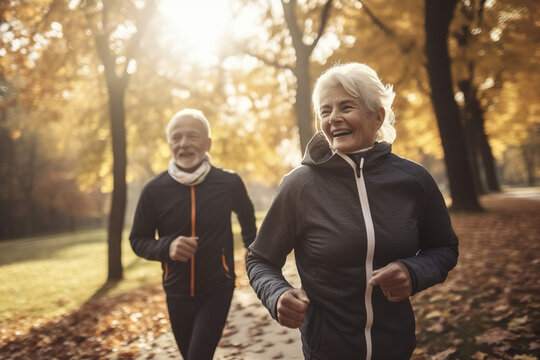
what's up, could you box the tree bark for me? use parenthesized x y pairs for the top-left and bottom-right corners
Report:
(459, 77), (500, 193)
(425, 0), (481, 211)
(105, 81), (127, 281)
(453, 0), (500, 193)
(0, 109), (15, 239)
(294, 51), (315, 153)
(95, 27), (126, 281)
(282, 0), (332, 154)
(93, 0), (156, 282)
(522, 146), (536, 186)
(459, 79), (487, 194)
(479, 125), (500, 191)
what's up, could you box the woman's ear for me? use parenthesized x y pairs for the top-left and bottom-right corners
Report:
(376, 107), (385, 129)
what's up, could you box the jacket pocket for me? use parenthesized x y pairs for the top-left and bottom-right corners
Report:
(221, 248), (232, 279)
(301, 304), (324, 354)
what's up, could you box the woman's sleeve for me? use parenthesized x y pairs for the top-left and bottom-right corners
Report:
(232, 174), (257, 248)
(246, 174), (301, 320)
(129, 186), (175, 262)
(399, 173), (459, 295)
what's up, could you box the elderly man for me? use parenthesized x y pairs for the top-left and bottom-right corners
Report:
(130, 109), (257, 360)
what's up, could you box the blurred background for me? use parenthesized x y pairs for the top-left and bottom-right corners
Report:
(1, 0), (538, 242)
(1, 1), (539, 358)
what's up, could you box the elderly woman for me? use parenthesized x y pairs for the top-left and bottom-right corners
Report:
(130, 109), (257, 360)
(246, 63), (458, 360)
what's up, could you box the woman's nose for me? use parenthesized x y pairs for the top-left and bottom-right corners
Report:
(328, 110), (341, 125)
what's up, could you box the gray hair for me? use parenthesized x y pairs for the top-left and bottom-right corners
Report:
(166, 108), (211, 141)
(312, 63), (396, 144)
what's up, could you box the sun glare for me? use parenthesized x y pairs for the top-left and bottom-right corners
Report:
(158, 0), (236, 66)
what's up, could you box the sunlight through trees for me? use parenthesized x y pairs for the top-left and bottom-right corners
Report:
(1, 0), (538, 234)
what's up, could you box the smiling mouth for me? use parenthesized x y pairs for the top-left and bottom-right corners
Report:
(178, 152), (195, 158)
(332, 129), (352, 138)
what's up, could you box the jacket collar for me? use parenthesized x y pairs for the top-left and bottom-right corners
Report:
(301, 132), (391, 170)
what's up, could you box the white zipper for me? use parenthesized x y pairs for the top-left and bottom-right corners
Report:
(338, 154), (375, 360)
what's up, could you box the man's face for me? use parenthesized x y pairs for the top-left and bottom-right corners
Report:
(168, 116), (211, 173)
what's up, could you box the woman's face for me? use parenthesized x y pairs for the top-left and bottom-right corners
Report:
(168, 116), (211, 172)
(319, 85), (384, 153)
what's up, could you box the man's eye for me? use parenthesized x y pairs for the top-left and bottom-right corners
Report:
(320, 110), (330, 117)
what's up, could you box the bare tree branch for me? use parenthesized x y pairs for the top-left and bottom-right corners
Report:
(122, 0), (157, 82)
(356, 0), (416, 54)
(85, 0), (117, 82)
(281, 0), (305, 54)
(36, 0), (63, 32)
(243, 49), (294, 71)
(357, 0), (397, 38)
(308, 0), (333, 53)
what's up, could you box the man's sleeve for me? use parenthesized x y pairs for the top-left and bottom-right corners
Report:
(232, 174), (257, 248)
(129, 186), (175, 262)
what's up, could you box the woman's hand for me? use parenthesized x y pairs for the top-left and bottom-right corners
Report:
(277, 288), (310, 328)
(169, 236), (198, 262)
(369, 262), (412, 302)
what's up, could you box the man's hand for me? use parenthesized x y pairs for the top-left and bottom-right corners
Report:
(169, 236), (198, 262)
(277, 288), (310, 328)
(369, 262), (412, 302)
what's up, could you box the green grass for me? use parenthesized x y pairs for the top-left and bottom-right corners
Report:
(0, 229), (163, 322)
(0, 212), (265, 323)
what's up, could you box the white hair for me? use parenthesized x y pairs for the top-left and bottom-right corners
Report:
(312, 62), (396, 144)
(166, 108), (211, 141)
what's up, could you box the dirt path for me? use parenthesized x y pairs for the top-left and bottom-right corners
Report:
(129, 257), (303, 360)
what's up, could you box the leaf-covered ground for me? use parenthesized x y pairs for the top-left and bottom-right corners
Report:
(411, 195), (540, 360)
(0, 194), (538, 360)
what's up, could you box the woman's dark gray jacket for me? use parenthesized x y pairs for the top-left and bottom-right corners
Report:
(246, 133), (458, 360)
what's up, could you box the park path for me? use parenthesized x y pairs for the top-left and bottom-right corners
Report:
(127, 256), (303, 360)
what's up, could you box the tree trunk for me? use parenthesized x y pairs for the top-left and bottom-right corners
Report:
(522, 146), (536, 186)
(20, 131), (38, 236)
(479, 130), (500, 191)
(95, 34), (127, 282)
(93, 0), (156, 282)
(281, 0), (332, 154)
(465, 116), (488, 195)
(294, 55), (315, 154)
(106, 81), (127, 282)
(459, 79), (487, 194)
(0, 110), (15, 240)
(459, 79), (500, 193)
(425, 0), (481, 211)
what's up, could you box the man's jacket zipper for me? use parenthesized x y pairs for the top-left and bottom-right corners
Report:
(190, 185), (196, 297)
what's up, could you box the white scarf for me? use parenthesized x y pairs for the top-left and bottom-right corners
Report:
(168, 155), (211, 186)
